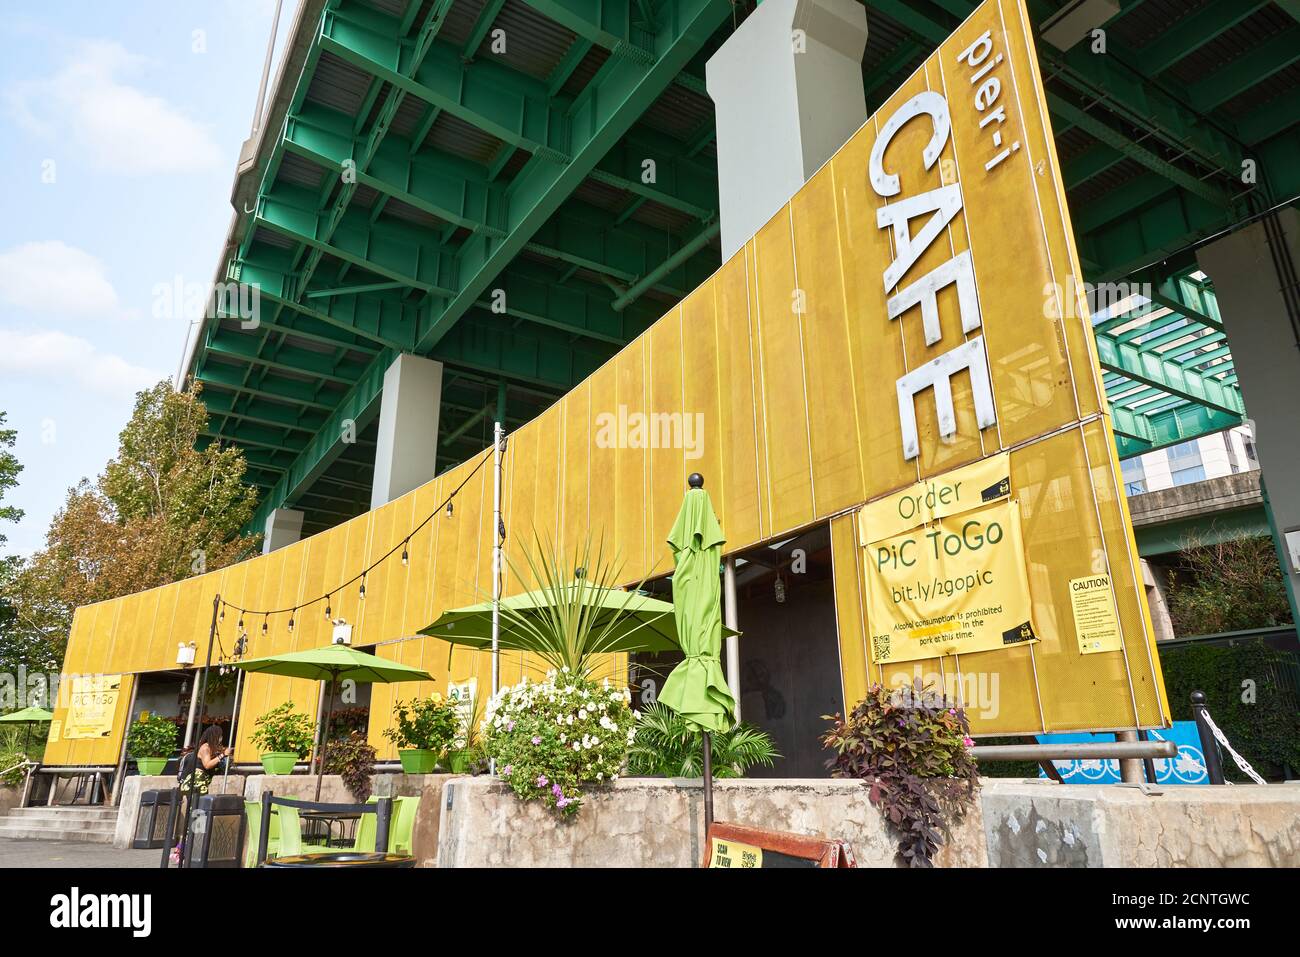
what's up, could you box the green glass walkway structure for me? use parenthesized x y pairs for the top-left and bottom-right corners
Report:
(181, 0), (1299, 537)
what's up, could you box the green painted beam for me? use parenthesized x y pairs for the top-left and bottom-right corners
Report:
(249, 347), (395, 533)
(547, 38), (594, 96)
(1134, 506), (1270, 557)
(1112, 402), (1245, 459)
(414, 0), (733, 356)
(520, 0), (651, 63)
(1048, 95), (1228, 207)
(320, 8), (570, 160)
(462, 0), (510, 58)
(1095, 328), (1244, 417)
(1138, 1), (1269, 76)
(195, 364), (336, 413)
(1188, 25), (1300, 113)
(252, 184), (457, 299)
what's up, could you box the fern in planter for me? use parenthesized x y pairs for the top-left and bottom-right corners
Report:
(822, 682), (980, 868)
(626, 702), (780, 778)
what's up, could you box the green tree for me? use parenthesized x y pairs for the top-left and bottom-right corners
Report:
(0, 412), (21, 545)
(1, 382), (262, 673)
(1166, 535), (1293, 636)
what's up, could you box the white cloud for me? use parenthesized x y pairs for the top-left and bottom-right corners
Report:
(0, 329), (163, 398)
(0, 240), (138, 320)
(6, 39), (221, 174)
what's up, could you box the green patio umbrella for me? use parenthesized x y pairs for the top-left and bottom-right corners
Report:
(236, 643), (433, 801)
(0, 706), (54, 753)
(659, 474), (736, 843)
(419, 585), (729, 657)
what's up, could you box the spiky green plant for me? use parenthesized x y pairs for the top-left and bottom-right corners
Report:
(496, 533), (664, 678)
(627, 702), (781, 778)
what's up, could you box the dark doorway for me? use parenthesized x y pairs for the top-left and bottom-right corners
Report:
(733, 524), (841, 778)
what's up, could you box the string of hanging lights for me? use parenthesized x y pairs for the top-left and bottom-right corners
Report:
(217, 440), (500, 629)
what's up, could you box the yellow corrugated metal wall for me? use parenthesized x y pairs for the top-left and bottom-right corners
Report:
(46, 0), (1166, 765)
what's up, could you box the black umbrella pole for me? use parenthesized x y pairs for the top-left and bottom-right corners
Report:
(315, 677), (337, 803)
(702, 731), (714, 842)
(180, 594), (220, 869)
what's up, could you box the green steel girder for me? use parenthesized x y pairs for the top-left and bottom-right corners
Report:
(320, 7), (571, 161)
(482, 260), (659, 344)
(1161, 331), (1226, 361)
(1112, 402), (1246, 459)
(195, 364), (336, 413)
(1094, 331), (1243, 417)
(283, 103), (508, 238)
(202, 391), (329, 435)
(203, 329), (368, 385)
(249, 346), (396, 533)
(1031, 10), (1250, 184)
(1047, 96), (1229, 207)
(200, 419), (306, 455)
(589, 132), (719, 220)
(462, 0), (510, 58)
(430, 310), (615, 391)
(214, 296), (383, 357)
(520, 0), (653, 64)
(1187, 24), (1300, 114)
(236, 257), (420, 351)
(1076, 175), (1232, 279)
(1137, 1), (1270, 76)
(547, 38), (595, 96)
(252, 184), (458, 299)
(415, 0), (734, 355)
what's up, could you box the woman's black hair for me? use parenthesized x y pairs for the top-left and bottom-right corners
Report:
(198, 724), (225, 752)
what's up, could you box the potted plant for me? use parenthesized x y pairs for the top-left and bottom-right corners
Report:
(249, 702), (315, 775)
(482, 669), (636, 817)
(125, 713), (177, 776)
(384, 694), (458, 774)
(822, 681), (980, 867)
(627, 702), (780, 777)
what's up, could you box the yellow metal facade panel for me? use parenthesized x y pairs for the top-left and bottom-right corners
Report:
(55, 0), (1165, 760)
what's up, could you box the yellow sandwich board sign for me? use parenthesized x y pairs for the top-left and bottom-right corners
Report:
(830, 0), (1170, 734)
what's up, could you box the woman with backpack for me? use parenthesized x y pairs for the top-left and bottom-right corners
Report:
(169, 724), (232, 864)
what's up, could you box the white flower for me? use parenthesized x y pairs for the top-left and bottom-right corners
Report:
(578, 709), (587, 720)
(573, 741), (581, 751)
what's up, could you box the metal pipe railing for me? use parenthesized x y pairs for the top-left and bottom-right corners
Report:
(971, 740), (1176, 762)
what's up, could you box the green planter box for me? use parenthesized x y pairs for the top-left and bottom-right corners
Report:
(398, 749), (438, 774)
(135, 757), (168, 776)
(260, 752), (299, 775)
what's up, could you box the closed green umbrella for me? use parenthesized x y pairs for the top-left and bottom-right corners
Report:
(0, 706), (54, 752)
(659, 474), (736, 842)
(236, 643), (433, 800)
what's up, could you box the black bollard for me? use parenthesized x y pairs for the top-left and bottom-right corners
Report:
(1190, 691), (1226, 785)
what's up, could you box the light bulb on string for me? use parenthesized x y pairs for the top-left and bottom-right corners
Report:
(238, 614), (244, 630)
(446, 501), (454, 518)
(359, 575), (367, 600)
(262, 616), (268, 636)
(325, 596), (332, 620)
(219, 605), (225, 623)
(401, 540), (409, 566)
(288, 610), (295, 633)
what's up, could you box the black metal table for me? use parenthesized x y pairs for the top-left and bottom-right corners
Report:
(299, 809), (362, 848)
(262, 851), (414, 868)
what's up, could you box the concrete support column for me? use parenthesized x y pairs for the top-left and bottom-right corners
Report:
(370, 353), (444, 510)
(262, 506), (304, 554)
(706, 0), (868, 261)
(1197, 208), (1300, 623)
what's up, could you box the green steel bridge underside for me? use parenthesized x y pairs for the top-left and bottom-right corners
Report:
(182, 0), (1300, 537)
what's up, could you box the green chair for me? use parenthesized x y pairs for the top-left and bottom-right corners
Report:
(275, 805), (304, 857)
(353, 796), (419, 854)
(243, 800), (284, 867)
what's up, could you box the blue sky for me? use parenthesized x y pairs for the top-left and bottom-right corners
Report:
(0, 0), (299, 555)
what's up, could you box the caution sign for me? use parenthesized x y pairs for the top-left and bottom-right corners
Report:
(1070, 575), (1122, 655)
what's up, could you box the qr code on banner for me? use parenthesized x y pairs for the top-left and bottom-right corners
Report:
(872, 634), (890, 662)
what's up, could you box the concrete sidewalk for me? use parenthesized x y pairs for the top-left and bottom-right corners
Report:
(0, 837), (161, 868)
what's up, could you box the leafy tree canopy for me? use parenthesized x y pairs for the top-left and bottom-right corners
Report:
(1, 382), (261, 673)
